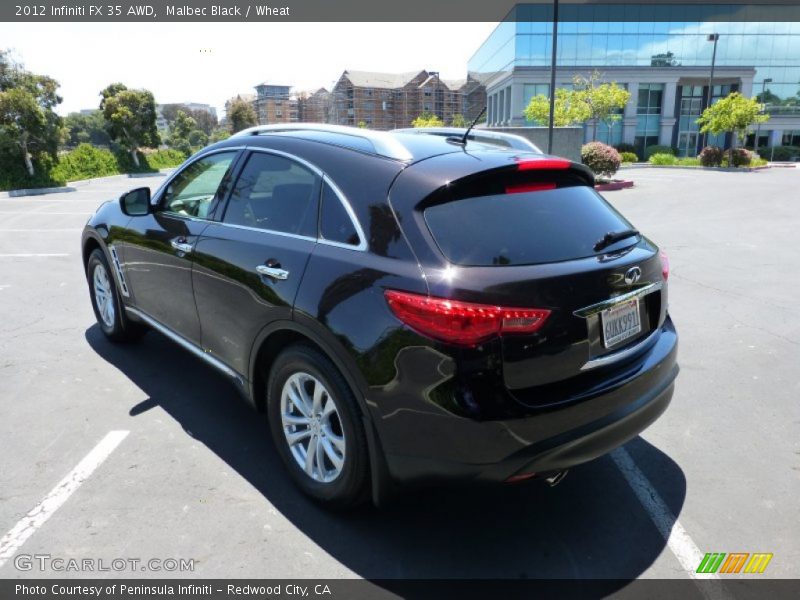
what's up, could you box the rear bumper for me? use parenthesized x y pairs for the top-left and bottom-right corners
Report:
(375, 317), (678, 485)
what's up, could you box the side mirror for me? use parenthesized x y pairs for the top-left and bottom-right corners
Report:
(119, 187), (151, 216)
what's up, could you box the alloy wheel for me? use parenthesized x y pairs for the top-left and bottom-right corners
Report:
(93, 263), (115, 328)
(280, 372), (346, 483)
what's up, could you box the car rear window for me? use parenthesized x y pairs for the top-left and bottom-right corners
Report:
(423, 186), (634, 266)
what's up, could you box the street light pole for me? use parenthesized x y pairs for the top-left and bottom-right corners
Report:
(547, 0), (559, 154)
(703, 33), (719, 149)
(754, 77), (772, 158)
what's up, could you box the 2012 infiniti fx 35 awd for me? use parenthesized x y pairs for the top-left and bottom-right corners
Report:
(82, 124), (678, 507)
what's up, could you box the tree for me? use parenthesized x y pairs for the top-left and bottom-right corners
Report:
(227, 98), (257, 133)
(167, 109), (197, 154)
(100, 83), (159, 168)
(160, 103), (217, 135)
(357, 120), (367, 129)
(696, 92), (769, 165)
(651, 52), (680, 67)
(411, 112), (444, 128)
(573, 71), (631, 141)
(450, 113), (467, 127)
(524, 87), (591, 126)
(0, 53), (65, 176)
(209, 128), (230, 143)
(64, 110), (110, 146)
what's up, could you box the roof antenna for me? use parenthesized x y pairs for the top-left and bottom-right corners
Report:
(460, 106), (487, 146)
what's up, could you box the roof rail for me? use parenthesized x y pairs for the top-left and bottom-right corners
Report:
(232, 123), (414, 161)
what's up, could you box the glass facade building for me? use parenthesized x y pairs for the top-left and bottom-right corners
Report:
(469, 4), (800, 156)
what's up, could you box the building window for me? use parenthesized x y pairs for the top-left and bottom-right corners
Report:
(782, 130), (800, 146)
(634, 83), (664, 156)
(637, 84), (663, 116)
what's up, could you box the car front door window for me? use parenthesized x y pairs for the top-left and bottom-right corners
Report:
(162, 152), (237, 219)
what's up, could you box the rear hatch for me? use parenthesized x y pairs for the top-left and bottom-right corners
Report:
(389, 149), (669, 406)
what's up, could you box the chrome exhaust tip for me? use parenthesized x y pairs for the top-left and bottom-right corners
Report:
(544, 470), (568, 487)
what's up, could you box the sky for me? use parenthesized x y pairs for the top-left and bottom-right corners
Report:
(0, 22), (499, 117)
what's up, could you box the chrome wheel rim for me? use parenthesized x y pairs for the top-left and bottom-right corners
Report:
(93, 264), (115, 328)
(280, 372), (346, 483)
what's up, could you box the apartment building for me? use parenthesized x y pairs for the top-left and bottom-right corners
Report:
(252, 83), (298, 124)
(331, 69), (484, 130)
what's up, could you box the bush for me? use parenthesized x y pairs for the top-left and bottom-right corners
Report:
(645, 145), (677, 159)
(0, 151), (64, 191)
(649, 153), (677, 166)
(676, 157), (701, 166)
(51, 144), (119, 182)
(728, 148), (753, 167)
(619, 151), (639, 163)
(581, 141), (621, 177)
(756, 145), (800, 161)
(143, 149), (187, 170)
(699, 145), (724, 167)
(614, 143), (637, 155)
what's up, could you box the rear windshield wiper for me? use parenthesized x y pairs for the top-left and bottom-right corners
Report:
(594, 229), (640, 252)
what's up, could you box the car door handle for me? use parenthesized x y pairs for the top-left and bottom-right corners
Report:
(171, 239), (194, 254)
(256, 265), (289, 280)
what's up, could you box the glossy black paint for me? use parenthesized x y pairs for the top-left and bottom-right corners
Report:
(82, 130), (678, 501)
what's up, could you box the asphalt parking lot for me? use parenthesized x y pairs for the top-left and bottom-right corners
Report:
(0, 167), (798, 587)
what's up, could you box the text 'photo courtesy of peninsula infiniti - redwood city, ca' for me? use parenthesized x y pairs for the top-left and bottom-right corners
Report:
(81, 124), (678, 507)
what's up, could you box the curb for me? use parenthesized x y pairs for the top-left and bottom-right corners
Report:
(595, 180), (635, 191)
(620, 164), (771, 172)
(0, 168), (175, 198)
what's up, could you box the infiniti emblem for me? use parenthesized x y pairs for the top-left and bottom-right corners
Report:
(624, 266), (642, 285)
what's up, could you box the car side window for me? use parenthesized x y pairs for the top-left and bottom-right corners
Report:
(162, 152), (237, 219)
(320, 181), (360, 247)
(223, 152), (319, 237)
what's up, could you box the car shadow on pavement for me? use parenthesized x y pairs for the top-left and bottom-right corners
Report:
(86, 324), (687, 584)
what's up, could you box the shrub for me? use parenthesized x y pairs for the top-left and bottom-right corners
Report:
(698, 145), (724, 167)
(143, 148), (187, 170)
(581, 141), (621, 177)
(676, 157), (701, 166)
(756, 145), (800, 161)
(0, 152), (64, 191)
(649, 153), (677, 166)
(619, 151), (639, 163)
(645, 145), (677, 159)
(51, 144), (119, 182)
(729, 148), (753, 167)
(614, 143), (637, 155)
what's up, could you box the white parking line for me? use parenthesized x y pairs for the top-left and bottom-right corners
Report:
(0, 254), (70, 258)
(0, 430), (129, 568)
(611, 448), (726, 598)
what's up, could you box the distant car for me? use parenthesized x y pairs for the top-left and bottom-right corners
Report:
(392, 126), (543, 153)
(82, 124), (677, 507)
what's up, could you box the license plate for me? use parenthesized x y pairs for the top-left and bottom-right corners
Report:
(601, 298), (641, 349)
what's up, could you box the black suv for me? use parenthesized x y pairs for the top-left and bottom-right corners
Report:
(82, 124), (678, 507)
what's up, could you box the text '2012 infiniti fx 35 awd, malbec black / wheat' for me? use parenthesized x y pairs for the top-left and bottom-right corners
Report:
(82, 124), (678, 507)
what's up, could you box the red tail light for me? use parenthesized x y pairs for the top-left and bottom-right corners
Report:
(660, 250), (670, 280)
(506, 182), (556, 194)
(384, 290), (550, 347)
(515, 158), (571, 171)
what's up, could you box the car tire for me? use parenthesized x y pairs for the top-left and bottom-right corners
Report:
(87, 248), (146, 342)
(267, 344), (369, 508)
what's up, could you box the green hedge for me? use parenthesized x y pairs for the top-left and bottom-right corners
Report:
(620, 151), (639, 163)
(0, 152), (64, 191)
(1, 145), (188, 191)
(644, 145), (678, 159)
(756, 145), (800, 161)
(51, 144), (119, 182)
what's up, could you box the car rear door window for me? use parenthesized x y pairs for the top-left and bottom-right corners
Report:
(223, 152), (320, 237)
(320, 181), (360, 247)
(423, 186), (633, 266)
